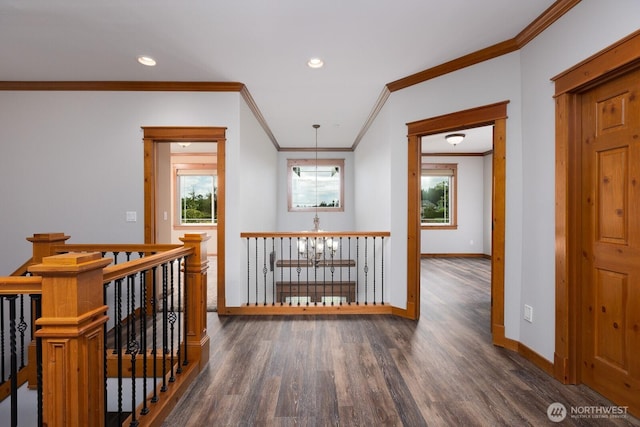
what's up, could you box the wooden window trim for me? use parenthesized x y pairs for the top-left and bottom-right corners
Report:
(420, 163), (458, 229)
(287, 158), (345, 212)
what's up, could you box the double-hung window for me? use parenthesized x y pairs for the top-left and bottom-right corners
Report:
(175, 164), (217, 226)
(421, 163), (457, 229)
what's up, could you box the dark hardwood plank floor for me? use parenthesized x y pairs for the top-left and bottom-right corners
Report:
(163, 258), (640, 426)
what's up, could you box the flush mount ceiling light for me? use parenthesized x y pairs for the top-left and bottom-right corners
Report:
(307, 57), (324, 68)
(178, 142), (191, 148)
(445, 133), (465, 146)
(137, 56), (157, 66)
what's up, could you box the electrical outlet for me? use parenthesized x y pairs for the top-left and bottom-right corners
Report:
(524, 304), (533, 323)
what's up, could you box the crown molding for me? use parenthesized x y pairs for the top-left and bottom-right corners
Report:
(239, 85), (280, 150)
(0, 81), (244, 92)
(515, 0), (581, 47)
(352, 0), (580, 149)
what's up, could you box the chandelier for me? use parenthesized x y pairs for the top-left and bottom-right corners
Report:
(297, 124), (338, 264)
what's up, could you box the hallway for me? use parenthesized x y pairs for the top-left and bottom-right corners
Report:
(162, 258), (639, 426)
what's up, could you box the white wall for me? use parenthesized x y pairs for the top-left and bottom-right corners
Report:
(373, 52), (525, 326)
(228, 97), (279, 306)
(353, 101), (394, 302)
(0, 91), (240, 276)
(276, 151), (355, 232)
(420, 155), (486, 255)
(357, 0), (640, 362)
(516, 0), (640, 360)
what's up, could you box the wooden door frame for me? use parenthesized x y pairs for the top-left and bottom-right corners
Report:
(405, 101), (509, 348)
(142, 126), (227, 311)
(553, 30), (640, 384)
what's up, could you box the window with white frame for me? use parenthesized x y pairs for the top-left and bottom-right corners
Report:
(175, 164), (217, 226)
(287, 158), (344, 212)
(421, 163), (457, 228)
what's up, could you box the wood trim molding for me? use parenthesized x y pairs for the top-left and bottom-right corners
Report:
(353, 1), (578, 149)
(514, 0), (581, 47)
(421, 253), (490, 258)
(387, 0), (579, 93)
(142, 126), (227, 313)
(553, 32), (640, 385)
(388, 39), (519, 93)
(406, 102), (508, 342)
(552, 28), (640, 96)
(0, 81), (244, 92)
(408, 101), (509, 136)
(278, 147), (353, 153)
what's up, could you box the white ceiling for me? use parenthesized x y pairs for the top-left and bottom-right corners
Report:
(0, 0), (555, 149)
(422, 126), (494, 154)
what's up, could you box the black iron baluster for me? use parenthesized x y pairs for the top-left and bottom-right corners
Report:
(272, 238), (276, 306)
(168, 260), (177, 383)
(17, 295), (27, 369)
(246, 238), (250, 306)
(128, 336), (140, 427)
(348, 237), (352, 305)
(32, 294), (43, 427)
(140, 269), (149, 416)
(127, 272), (139, 426)
(125, 253), (133, 358)
(364, 237), (369, 305)
(150, 266), (159, 403)
(355, 237), (359, 305)
(254, 237), (259, 306)
(310, 237), (314, 306)
(176, 258), (183, 374)
(182, 256), (189, 367)
(373, 237), (377, 305)
(115, 278), (124, 422)
(339, 237), (343, 306)
(8, 295), (18, 427)
(381, 237), (385, 305)
(161, 262), (169, 393)
(262, 238), (268, 306)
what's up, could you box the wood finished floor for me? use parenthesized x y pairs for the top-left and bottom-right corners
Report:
(163, 258), (640, 426)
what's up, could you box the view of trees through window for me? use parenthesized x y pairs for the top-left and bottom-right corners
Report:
(179, 175), (216, 224)
(421, 176), (451, 224)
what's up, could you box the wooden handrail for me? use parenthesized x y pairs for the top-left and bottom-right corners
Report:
(241, 231), (391, 238)
(9, 257), (35, 277)
(0, 276), (42, 294)
(54, 243), (183, 254)
(103, 246), (193, 283)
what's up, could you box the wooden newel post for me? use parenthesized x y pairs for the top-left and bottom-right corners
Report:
(179, 233), (211, 370)
(29, 252), (111, 427)
(26, 233), (70, 389)
(27, 232), (70, 263)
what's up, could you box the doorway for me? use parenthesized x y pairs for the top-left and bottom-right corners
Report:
(142, 126), (227, 311)
(553, 30), (640, 414)
(406, 101), (509, 348)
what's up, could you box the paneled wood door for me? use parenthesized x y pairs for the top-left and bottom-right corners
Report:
(580, 67), (640, 412)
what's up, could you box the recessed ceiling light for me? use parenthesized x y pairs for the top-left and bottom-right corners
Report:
(307, 58), (324, 68)
(137, 56), (157, 67)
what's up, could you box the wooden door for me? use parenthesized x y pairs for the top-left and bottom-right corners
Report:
(580, 68), (640, 412)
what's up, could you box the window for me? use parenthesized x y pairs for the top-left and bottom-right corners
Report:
(175, 164), (216, 226)
(421, 163), (457, 228)
(288, 159), (344, 212)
